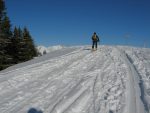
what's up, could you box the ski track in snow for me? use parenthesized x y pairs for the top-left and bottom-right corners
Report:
(0, 46), (150, 113)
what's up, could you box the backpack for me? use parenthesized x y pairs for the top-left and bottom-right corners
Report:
(92, 34), (97, 41)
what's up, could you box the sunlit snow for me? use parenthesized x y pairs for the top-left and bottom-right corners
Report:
(0, 45), (150, 113)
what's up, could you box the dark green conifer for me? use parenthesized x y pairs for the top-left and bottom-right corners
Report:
(0, 0), (38, 70)
(22, 27), (37, 61)
(0, 0), (13, 70)
(11, 27), (20, 63)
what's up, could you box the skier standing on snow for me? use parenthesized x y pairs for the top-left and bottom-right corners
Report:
(91, 32), (99, 50)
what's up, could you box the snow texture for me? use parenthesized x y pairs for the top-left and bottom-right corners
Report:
(0, 45), (150, 113)
(37, 45), (64, 55)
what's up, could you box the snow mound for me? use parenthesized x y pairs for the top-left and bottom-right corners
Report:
(48, 45), (64, 52)
(37, 45), (64, 55)
(0, 45), (150, 113)
(37, 45), (49, 55)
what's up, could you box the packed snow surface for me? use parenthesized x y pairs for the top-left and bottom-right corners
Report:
(0, 45), (150, 113)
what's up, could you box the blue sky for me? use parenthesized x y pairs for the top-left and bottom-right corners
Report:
(5, 0), (150, 47)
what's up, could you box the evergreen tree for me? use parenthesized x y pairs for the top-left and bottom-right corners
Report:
(11, 27), (20, 63)
(0, 0), (6, 70)
(11, 27), (38, 63)
(0, 0), (6, 47)
(0, 0), (5, 20)
(0, 0), (6, 38)
(12, 27), (28, 63)
(0, 0), (13, 70)
(0, 0), (38, 70)
(22, 27), (37, 61)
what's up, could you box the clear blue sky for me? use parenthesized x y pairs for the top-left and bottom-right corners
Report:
(5, 0), (150, 47)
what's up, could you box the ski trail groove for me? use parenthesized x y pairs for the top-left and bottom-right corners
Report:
(50, 79), (91, 113)
(0, 48), (82, 76)
(92, 74), (99, 113)
(125, 50), (149, 112)
(1, 46), (149, 113)
(0, 50), (90, 113)
(0, 51), (87, 102)
(116, 47), (145, 113)
(12, 49), (98, 113)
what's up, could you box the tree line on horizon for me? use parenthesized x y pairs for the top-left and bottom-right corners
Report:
(0, 0), (38, 70)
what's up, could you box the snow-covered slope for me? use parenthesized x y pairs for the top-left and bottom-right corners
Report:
(47, 45), (64, 52)
(0, 45), (150, 113)
(37, 45), (64, 55)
